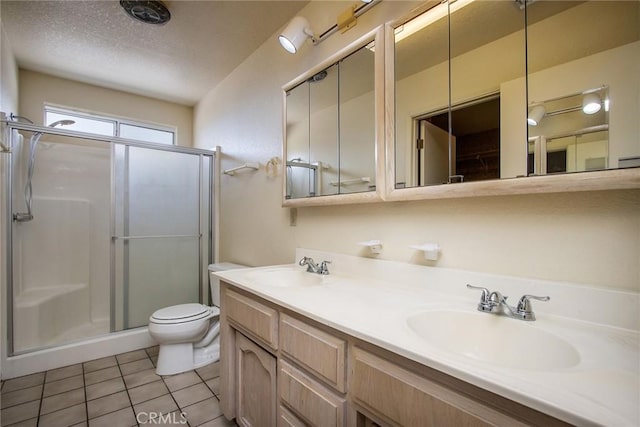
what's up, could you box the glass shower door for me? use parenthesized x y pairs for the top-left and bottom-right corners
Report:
(113, 144), (209, 330)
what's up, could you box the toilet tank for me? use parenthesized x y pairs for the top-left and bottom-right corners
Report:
(208, 263), (247, 307)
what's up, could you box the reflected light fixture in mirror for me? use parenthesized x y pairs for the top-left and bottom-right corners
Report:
(279, 16), (316, 54)
(582, 93), (602, 115)
(527, 105), (546, 126)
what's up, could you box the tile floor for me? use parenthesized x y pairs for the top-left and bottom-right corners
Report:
(1, 346), (236, 426)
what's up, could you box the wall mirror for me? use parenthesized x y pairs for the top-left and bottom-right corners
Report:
(283, 27), (384, 207)
(389, 0), (639, 198)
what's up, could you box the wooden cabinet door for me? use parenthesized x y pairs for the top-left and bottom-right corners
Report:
(236, 332), (277, 427)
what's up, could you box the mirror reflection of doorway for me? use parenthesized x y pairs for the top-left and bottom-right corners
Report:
(414, 94), (500, 185)
(416, 120), (453, 186)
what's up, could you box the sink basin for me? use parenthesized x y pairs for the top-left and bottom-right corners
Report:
(406, 310), (580, 370)
(245, 268), (327, 288)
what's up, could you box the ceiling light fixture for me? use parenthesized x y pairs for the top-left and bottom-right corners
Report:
(527, 105), (546, 126)
(279, 0), (381, 54)
(120, 0), (171, 25)
(582, 93), (602, 115)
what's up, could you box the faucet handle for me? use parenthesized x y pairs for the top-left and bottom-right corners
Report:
(516, 294), (550, 320)
(466, 284), (490, 303)
(467, 284), (498, 312)
(319, 260), (331, 275)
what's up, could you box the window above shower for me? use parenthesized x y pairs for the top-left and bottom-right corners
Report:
(44, 105), (176, 145)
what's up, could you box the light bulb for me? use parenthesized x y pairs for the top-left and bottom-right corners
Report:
(582, 93), (601, 115)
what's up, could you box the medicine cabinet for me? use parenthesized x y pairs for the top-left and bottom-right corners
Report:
(385, 0), (640, 201)
(280, 3), (639, 206)
(282, 27), (385, 207)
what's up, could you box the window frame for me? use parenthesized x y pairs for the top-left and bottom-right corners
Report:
(43, 104), (177, 146)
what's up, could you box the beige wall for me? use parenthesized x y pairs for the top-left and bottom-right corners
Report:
(19, 70), (194, 147)
(195, 1), (639, 291)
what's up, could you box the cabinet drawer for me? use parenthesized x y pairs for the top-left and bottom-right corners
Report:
(278, 405), (306, 427)
(279, 360), (346, 427)
(351, 348), (526, 427)
(225, 289), (278, 349)
(280, 314), (346, 392)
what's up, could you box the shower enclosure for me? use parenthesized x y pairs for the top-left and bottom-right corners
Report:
(1, 119), (216, 356)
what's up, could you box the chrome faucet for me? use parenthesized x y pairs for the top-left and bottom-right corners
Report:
(298, 256), (331, 275)
(466, 284), (549, 321)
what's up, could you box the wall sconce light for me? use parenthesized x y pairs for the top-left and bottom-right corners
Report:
(527, 105), (546, 126)
(279, 16), (316, 54)
(582, 93), (602, 115)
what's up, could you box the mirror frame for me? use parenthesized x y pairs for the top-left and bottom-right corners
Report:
(281, 26), (386, 207)
(383, 2), (640, 203)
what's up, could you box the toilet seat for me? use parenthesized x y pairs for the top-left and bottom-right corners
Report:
(150, 303), (220, 325)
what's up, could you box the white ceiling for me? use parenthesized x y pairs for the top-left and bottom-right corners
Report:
(2, 0), (309, 106)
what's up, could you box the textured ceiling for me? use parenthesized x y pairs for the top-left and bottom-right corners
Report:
(2, 0), (308, 105)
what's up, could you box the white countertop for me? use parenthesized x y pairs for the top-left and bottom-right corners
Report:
(214, 250), (640, 426)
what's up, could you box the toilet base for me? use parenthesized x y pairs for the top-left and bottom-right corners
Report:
(155, 340), (220, 376)
(194, 342), (220, 370)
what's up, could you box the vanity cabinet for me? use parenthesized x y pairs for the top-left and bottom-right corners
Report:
(351, 348), (526, 427)
(222, 284), (347, 426)
(220, 282), (570, 427)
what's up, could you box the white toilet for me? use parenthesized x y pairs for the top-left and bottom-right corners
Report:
(148, 262), (246, 376)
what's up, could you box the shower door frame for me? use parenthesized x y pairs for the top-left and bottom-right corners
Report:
(1, 120), (218, 356)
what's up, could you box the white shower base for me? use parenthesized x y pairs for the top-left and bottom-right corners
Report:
(13, 283), (101, 352)
(6, 284), (157, 380)
(57, 318), (110, 343)
(2, 327), (156, 379)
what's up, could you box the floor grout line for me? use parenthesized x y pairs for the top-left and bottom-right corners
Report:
(82, 360), (90, 427)
(35, 370), (46, 426)
(115, 351), (141, 427)
(159, 373), (192, 426)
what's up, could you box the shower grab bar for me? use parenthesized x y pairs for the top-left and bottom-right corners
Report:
(112, 234), (201, 240)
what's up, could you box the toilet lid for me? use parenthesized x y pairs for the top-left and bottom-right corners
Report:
(150, 303), (219, 324)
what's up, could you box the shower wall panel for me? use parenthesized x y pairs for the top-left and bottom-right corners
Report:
(12, 135), (110, 353)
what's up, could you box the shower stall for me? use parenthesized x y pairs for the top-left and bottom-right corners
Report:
(1, 118), (216, 368)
